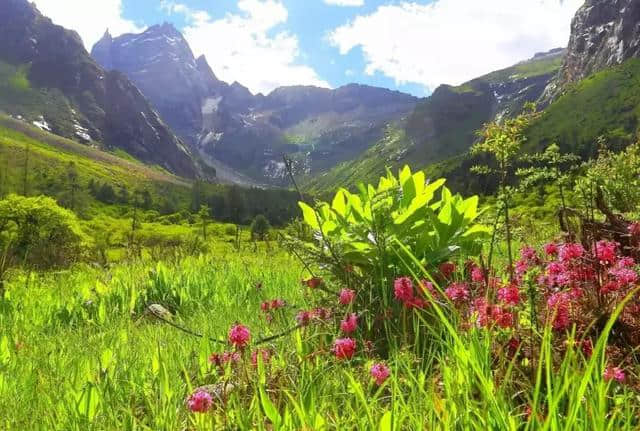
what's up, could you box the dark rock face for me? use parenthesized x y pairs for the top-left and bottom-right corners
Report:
(92, 23), (220, 145)
(547, 0), (640, 98)
(0, 0), (196, 178)
(91, 26), (418, 183)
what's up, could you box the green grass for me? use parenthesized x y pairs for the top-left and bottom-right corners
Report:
(1, 243), (637, 429)
(525, 58), (640, 156)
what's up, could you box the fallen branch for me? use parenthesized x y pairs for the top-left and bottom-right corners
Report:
(147, 304), (305, 346)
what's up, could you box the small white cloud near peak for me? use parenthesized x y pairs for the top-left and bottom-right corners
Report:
(178, 0), (330, 94)
(32, 0), (143, 48)
(324, 0), (365, 6)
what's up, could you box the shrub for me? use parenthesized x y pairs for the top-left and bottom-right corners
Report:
(290, 166), (489, 346)
(0, 194), (88, 269)
(250, 215), (270, 240)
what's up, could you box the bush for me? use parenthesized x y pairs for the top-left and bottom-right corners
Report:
(0, 194), (88, 269)
(291, 166), (489, 346)
(250, 215), (270, 240)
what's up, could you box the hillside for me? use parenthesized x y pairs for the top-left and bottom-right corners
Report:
(526, 58), (640, 156)
(0, 0), (197, 178)
(304, 49), (565, 193)
(0, 115), (302, 225)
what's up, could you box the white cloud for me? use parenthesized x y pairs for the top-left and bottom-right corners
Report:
(32, 0), (143, 49)
(167, 0), (330, 95)
(329, 0), (584, 91)
(324, 0), (365, 6)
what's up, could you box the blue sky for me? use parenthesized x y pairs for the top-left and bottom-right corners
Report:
(121, 0), (429, 95)
(34, 0), (584, 96)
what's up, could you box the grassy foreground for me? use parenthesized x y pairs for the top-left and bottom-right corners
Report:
(1, 244), (638, 430)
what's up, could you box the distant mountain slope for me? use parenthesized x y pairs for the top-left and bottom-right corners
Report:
(91, 25), (418, 185)
(304, 49), (565, 193)
(0, 0), (197, 178)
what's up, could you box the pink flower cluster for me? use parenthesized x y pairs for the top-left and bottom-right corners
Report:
(228, 324), (251, 348)
(339, 288), (356, 305)
(393, 277), (433, 309)
(188, 390), (213, 413)
(370, 363), (390, 385)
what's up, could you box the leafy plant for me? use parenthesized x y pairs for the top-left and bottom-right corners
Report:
(472, 104), (538, 278)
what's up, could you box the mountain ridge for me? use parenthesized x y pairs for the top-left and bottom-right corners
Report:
(91, 24), (418, 185)
(0, 0), (198, 178)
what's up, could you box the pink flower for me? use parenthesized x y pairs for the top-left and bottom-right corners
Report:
(600, 280), (620, 295)
(251, 349), (271, 367)
(340, 313), (358, 334)
(339, 288), (356, 305)
(594, 240), (617, 265)
(260, 302), (270, 312)
(544, 243), (558, 256)
(629, 222), (640, 237)
(473, 297), (491, 327)
(393, 277), (414, 302)
(603, 366), (625, 383)
(616, 257), (635, 268)
(559, 243), (584, 262)
(404, 297), (427, 309)
(296, 310), (312, 326)
(515, 259), (529, 276)
(547, 293), (571, 331)
(228, 324), (251, 348)
(370, 363), (391, 385)
(471, 266), (485, 283)
(439, 262), (456, 279)
(271, 299), (286, 309)
(520, 246), (538, 262)
(302, 277), (323, 289)
(581, 339), (593, 358)
(209, 351), (241, 366)
(312, 307), (332, 321)
(187, 390), (213, 413)
(418, 280), (436, 297)
(333, 338), (356, 360)
(497, 286), (520, 306)
(445, 283), (469, 302)
(493, 308), (514, 329)
(610, 267), (638, 286)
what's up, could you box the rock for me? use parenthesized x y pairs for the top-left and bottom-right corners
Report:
(544, 0), (640, 102)
(146, 304), (173, 320)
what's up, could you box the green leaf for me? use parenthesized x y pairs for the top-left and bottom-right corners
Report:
(260, 385), (282, 429)
(332, 189), (347, 217)
(379, 411), (392, 431)
(299, 202), (320, 230)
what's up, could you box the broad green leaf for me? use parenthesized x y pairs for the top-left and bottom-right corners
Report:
(379, 411), (392, 431)
(332, 189), (347, 216)
(299, 202), (320, 230)
(260, 385), (282, 429)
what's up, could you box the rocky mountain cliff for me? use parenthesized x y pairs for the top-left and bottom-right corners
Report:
(91, 26), (417, 184)
(0, 0), (196, 178)
(545, 0), (640, 100)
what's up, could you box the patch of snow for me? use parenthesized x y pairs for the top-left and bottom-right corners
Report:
(263, 160), (287, 179)
(201, 97), (222, 115)
(140, 111), (160, 140)
(73, 123), (91, 142)
(32, 116), (51, 131)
